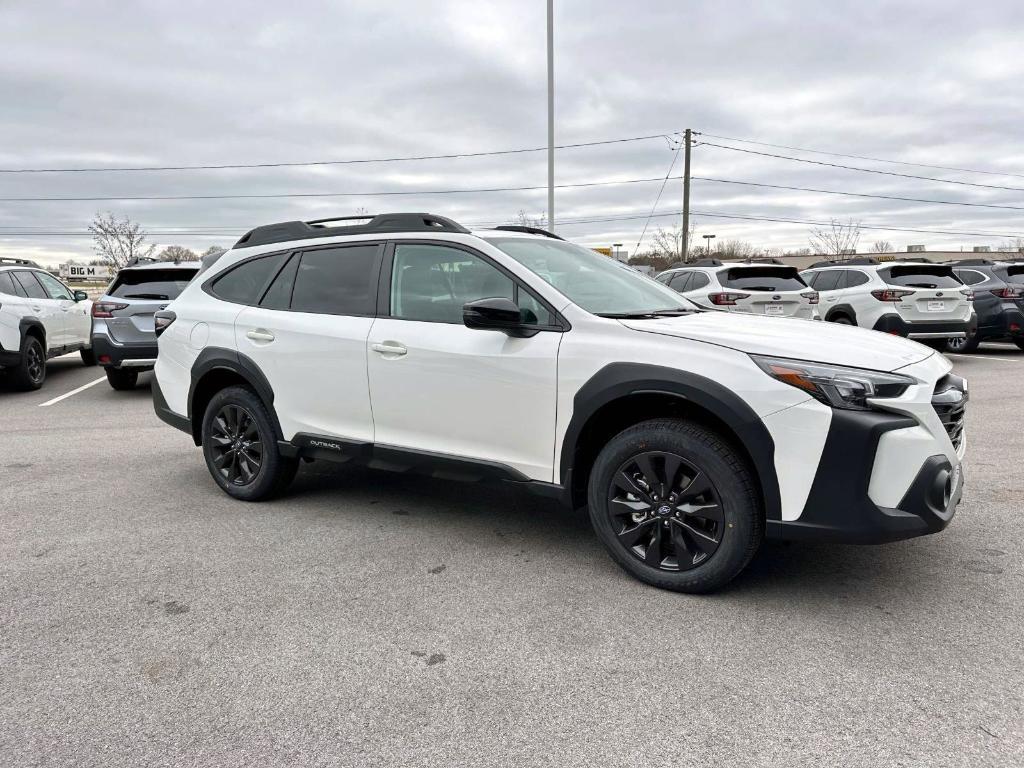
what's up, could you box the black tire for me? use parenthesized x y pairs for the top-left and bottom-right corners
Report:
(587, 418), (763, 594)
(10, 335), (46, 391)
(201, 385), (298, 501)
(829, 315), (854, 325)
(80, 348), (97, 366)
(1014, 338), (1024, 352)
(943, 334), (979, 354)
(105, 368), (138, 391)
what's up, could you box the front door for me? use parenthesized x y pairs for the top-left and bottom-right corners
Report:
(366, 242), (561, 482)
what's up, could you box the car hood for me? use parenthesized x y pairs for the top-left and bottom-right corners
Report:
(620, 312), (934, 371)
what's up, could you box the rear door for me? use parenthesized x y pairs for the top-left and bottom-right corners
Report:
(233, 243), (381, 442)
(12, 270), (64, 348)
(880, 265), (969, 323)
(104, 267), (198, 345)
(810, 269), (846, 314)
(721, 266), (813, 318)
(681, 271), (715, 309)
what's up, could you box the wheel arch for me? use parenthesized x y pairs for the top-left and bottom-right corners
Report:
(825, 304), (858, 324)
(559, 363), (781, 519)
(19, 317), (46, 348)
(188, 347), (281, 446)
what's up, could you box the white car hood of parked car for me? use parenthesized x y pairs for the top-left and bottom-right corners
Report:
(620, 312), (934, 372)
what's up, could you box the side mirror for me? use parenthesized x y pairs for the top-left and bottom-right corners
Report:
(463, 297), (537, 338)
(73, 290), (88, 302)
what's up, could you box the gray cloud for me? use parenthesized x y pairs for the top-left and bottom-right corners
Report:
(2, 0), (1024, 266)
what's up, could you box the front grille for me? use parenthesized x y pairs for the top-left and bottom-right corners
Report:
(932, 374), (968, 450)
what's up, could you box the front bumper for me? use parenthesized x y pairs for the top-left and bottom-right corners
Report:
(766, 406), (964, 545)
(872, 313), (976, 339)
(91, 332), (158, 370)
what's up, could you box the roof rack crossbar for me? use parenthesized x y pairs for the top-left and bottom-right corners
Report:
(0, 256), (42, 268)
(689, 258), (723, 267)
(234, 212), (471, 249)
(491, 225), (565, 241)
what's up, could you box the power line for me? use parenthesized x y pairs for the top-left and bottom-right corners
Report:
(699, 141), (1024, 194)
(691, 175), (1024, 212)
(699, 131), (1024, 181)
(0, 175), (675, 202)
(632, 142), (683, 254)
(0, 133), (671, 174)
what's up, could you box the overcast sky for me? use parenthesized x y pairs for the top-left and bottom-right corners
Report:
(2, 0), (1024, 266)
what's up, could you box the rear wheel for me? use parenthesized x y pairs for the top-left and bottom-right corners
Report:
(10, 336), (46, 391)
(944, 333), (979, 354)
(105, 368), (138, 390)
(829, 315), (854, 325)
(201, 385), (298, 501)
(587, 418), (763, 593)
(80, 348), (97, 366)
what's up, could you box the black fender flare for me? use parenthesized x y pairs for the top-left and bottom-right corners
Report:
(19, 317), (47, 350)
(188, 346), (280, 441)
(825, 303), (858, 324)
(559, 363), (782, 520)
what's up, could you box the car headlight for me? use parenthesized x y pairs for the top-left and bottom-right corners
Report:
(751, 355), (915, 410)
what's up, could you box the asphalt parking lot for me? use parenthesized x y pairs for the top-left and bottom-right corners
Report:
(1, 347), (1022, 767)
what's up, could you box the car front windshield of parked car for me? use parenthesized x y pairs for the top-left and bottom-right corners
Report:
(484, 237), (696, 317)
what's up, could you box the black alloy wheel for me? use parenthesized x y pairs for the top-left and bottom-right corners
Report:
(607, 451), (724, 571)
(209, 404), (264, 486)
(25, 341), (45, 385)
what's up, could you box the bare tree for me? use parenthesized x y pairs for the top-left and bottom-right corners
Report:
(201, 245), (227, 260)
(809, 218), (862, 258)
(510, 209), (547, 229)
(650, 225), (683, 261)
(156, 245), (199, 262)
(89, 212), (156, 268)
(718, 239), (756, 260)
(997, 237), (1024, 253)
(870, 240), (894, 253)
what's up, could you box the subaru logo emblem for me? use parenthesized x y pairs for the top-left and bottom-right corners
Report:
(772, 295), (781, 301)
(936, 292), (943, 297)
(657, 504), (672, 515)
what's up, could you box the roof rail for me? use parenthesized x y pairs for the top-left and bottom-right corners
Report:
(808, 256), (879, 268)
(897, 256), (932, 263)
(0, 256), (42, 268)
(124, 256), (160, 268)
(491, 225), (565, 241)
(689, 258), (723, 267)
(234, 212), (471, 249)
(741, 257), (786, 265)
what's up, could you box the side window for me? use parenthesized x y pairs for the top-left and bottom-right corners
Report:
(813, 271), (842, 292)
(259, 253), (299, 310)
(800, 271), (817, 288)
(35, 272), (74, 301)
(0, 272), (18, 296)
(689, 272), (710, 290)
(211, 253), (288, 306)
(668, 272), (692, 292)
(845, 270), (870, 288)
(390, 243), (547, 325)
(13, 271), (48, 300)
(655, 272), (672, 284)
(291, 245), (379, 315)
(954, 269), (986, 286)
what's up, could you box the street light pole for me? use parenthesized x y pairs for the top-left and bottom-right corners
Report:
(702, 233), (716, 257)
(546, 0), (555, 233)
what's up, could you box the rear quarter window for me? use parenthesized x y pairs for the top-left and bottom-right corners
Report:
(720, 267), (807, 291)
(210, 254), (288, 305)
(109, 268), (199, 300)
(881, 265), (961, 289)
(1003, 265), (1024, 284)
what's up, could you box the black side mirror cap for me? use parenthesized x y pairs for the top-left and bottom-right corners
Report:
(462, 297), (538, 338)
(73, 290), (89, 302)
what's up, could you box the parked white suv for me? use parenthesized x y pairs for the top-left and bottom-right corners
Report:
(800, 258), (975, 342)
(656, 259), (820, 320)
(152, 214), (967, 593)
(0, 258), (95, 390)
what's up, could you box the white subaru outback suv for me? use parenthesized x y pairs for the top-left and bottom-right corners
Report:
(656, 259), (820, 320)
(152, 214), (967, 593)
(800, 257), (975, 343)
(0, 258), (95, 390)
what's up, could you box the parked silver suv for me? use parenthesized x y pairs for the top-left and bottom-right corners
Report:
(91, 259), (199, 390)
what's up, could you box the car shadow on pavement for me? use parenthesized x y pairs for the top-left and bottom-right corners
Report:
(0, 356), (94, 394)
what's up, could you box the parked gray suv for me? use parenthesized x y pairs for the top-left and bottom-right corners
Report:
(91, 259), (199, 390)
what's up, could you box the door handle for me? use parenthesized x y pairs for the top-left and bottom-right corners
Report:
(246, 329), (275, 342)
(371, 341), (407, 357)
(32, 305), (43, 312)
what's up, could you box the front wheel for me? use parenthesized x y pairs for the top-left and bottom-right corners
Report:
(201, 386), (298, 501)
(587, 418), (763, 593)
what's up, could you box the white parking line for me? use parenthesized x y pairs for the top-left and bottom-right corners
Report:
(38, 376), (106, 407)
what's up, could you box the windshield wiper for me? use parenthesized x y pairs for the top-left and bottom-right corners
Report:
(596, 308), (693, 319)
(122, 293), (170, 300)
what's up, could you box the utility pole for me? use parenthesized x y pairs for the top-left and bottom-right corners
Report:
(681, 128), (692, 262)
(546, 0), (555, 233)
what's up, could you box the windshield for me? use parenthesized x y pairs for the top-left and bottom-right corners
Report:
(880, 265), (961, 289)
(484, 237), (695, 316)
(108, 268), (198, 300)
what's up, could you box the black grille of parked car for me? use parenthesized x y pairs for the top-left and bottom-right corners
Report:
(932, 374), (968, 450)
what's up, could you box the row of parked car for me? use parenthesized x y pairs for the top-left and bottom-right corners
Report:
(655, 256), (1024, 352)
